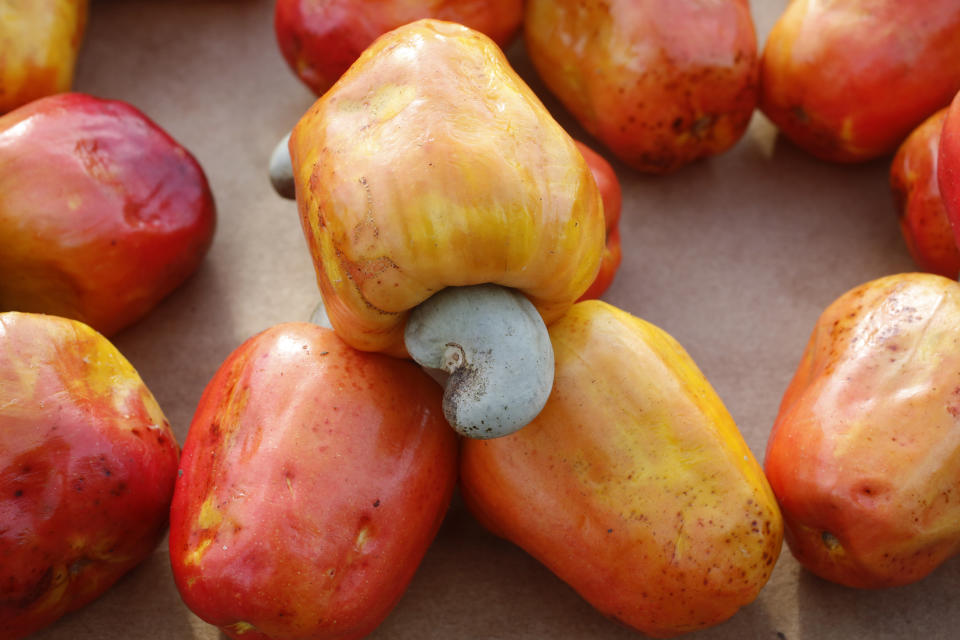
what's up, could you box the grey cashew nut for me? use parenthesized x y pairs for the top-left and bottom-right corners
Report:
(404, 284), (554, 439)
(269, 131), (296, 200)
(309, 299), (333, 329)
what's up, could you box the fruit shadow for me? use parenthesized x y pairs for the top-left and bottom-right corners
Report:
(794, 555), (960, 639)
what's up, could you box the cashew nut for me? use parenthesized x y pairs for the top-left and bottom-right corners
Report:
(269, 131), (296, 200)
(309, 299), (333, 329)
(404, 284), (554, 439)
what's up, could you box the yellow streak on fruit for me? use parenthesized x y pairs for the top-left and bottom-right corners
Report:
(355, 525), (372, 550)
(197, 495), (223, 529)
(227, 621), (257, 635)
(183, 538), (212, 567)
(841, 116), (856, 142)
(369, 83), (416, 123)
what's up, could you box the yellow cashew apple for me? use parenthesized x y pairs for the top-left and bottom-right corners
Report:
(289, 19), (605, 357)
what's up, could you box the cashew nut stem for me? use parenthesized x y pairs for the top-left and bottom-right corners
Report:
(269, 131), (296, 200)
(404, 284), (554, 439)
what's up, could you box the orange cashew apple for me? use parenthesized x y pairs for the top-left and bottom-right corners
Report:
(766, 273), (960, 588)
(461, 301), (783, 637)
(524, 0), (759, 173)
(289, 19), (605, 437)
(760, 0), (960, 163)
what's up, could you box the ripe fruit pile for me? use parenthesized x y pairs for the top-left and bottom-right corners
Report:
(4, 2), (960, 640)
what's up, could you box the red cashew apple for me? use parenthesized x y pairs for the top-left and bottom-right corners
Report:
(575, 141), (623, 301)
(890, 107), (960, 278)
(760, 0), (960, 163)
(0, 93), (216, 336)
(275, 0), (523, 96)
(170, 322), (459, 640)
(941, 91), (960, 239)
(0, 312), (180, 639)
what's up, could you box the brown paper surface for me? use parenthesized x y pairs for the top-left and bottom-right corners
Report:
(24, 0), (958, 638)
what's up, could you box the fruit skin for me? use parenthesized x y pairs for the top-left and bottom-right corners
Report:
(274, 0), (522, 96)
(765, 273), (960, 588)
(0, 311), (180, 640)
(0, 0), (88, 114)
(760, 0), (960, 163)
(575, 141), (623, 301)
(940, 90), (960, 237)
(890, 107), (960, 278)
(524, 0), (758, 174)
(169, 322), (458, 640)
(460, 300), (783, 638)
(0, 93), (216, 337)
(290, 19), (604, 357)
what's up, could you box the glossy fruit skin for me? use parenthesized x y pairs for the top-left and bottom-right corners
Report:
(0, 312), (179, 640)
(0, 0), (88, 114)
(890, 108), (960, 278)
(524, 0), (758, 174)
(169, 322), (458, 640)
(940, 90), (960, 237)
(0, 93), (216, 337)
(760, 0), (960, 163)
(765, 273), (960, 588)
(461, 301), (783, 638)
(290, 20), (605, 357)
(575, 141), (623, 301)
(274, 0), (522, 96)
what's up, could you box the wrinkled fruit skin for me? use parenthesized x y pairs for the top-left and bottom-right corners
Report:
(575, 141), (623, 301)
(890, 108), (960, 278)
(275, 0), (522, 96)
(461, 301), (783, 637)
(0, 312), (180, 639)
(169, 323), (458, 640)
(290, 19), (605, 357)
(765, 273), (960, 588)
(0, 0), (88, 114)
(524, 0), (758, 174)
(941, 91), (960, 238)
(0, 93), (216, 337)
(760, 0), (960, 163)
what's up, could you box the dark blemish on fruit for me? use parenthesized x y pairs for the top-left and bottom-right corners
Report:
(822, 531), (841, 551)
(373, 499), (380, 508)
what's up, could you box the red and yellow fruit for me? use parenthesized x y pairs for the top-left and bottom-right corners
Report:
(461, 301), (782, 637)
(0, 93), (216, 336)
(891, 107), (960, 278)
(760, 0), (960, 162)
(766, 273), (960, 588)
(1, 311), (179, 639)
(525, 0), (759, 173)
(275, 0), (522, 96)
(170, 323), (458, 640)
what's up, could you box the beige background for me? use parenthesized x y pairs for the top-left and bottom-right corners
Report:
(29, 0), (957, 638)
